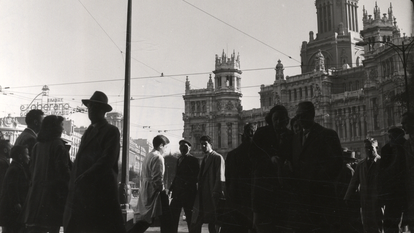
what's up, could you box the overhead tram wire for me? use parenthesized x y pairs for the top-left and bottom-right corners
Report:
(182, 0), (300, 63)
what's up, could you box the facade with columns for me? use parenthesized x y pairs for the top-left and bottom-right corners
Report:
(182, 1), (409, 159)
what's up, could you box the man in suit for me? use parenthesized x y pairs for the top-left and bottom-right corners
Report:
(401, 112), (414, 232)
(63, 91), (125, 233)
(169, 139), (199, 233)
(291, 101), (343, 232)
(190, 136), (225, 233)
(14, 109), (44, 157)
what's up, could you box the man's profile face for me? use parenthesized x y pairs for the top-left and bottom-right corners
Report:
(200, 140), (212, 153)
(295, 111), (314, 130)
(179, 143), (190, 155)
(87, 102), (105, 123)
(271, 111), (288, 132)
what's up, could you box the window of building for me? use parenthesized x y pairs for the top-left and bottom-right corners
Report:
(305, 87), (308, 98)
(289, 90), (292, 101)
(217, 123), (221, 148)
(299, 88), (302, 99)
(294, 89), (297, 101)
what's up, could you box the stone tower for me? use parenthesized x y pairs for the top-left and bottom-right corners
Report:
(300, 0), (364, 73)
(182, 50), (243, 158)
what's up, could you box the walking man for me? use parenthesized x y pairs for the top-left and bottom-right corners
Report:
(190, 136), (225, 233)
(169, 139), (199, 233)
(131, 135), (171, 233)
(63, 91), (125, 233)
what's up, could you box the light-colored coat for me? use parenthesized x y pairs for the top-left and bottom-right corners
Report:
(137, 149), (165, 223)
(192, 150), (225, 223)
(345, 156), (382, 233)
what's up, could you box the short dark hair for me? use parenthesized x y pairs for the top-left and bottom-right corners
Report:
(297, 101), (315, 118)
(199, 135), (212, 143)
(388, 127), (405, 136)
(153, 135), (170, 149)
(10, 145), (27, 161)
(265, 105), (289, 126)
(25, 109), (44, 125)
(37, 115), (64, 142)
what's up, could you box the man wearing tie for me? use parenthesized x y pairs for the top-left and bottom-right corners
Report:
(291, 101), (343, 232)
(169, 140), (199, 233)
(190, 136), (225, 233)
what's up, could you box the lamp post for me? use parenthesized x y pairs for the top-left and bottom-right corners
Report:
(357, 36), (414, 115)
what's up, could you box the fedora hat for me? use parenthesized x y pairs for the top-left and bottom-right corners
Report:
(179, 139), (192, 147)
(82, 91), (112, 112)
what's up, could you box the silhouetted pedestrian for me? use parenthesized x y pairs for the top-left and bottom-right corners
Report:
(169, 139), (199, 233)
(131, 135), (172, 233)
(190, 136), (225, 233)
(63, 91), (125, 233)
(401, 112), (414, 232)
(291, 101), (343, 232)
(223, 123), (256, 233)
(380, 127), (406, 233)
(249, 105), (293, 233)
(14, 109), (44, 158)
(345, 138), (383, 233)
(24, 115), (71, 233)
(0, 145), (30, 233)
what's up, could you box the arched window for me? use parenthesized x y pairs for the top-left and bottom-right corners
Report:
(349, 82), (353, 91)
(299, 88), (303, 99)
(289, 90), (292, 101)
(294, 89), (297, 100)
(305, 87), (308, 98)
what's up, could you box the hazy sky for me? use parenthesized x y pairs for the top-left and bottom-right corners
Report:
(0, 0), (412, 152)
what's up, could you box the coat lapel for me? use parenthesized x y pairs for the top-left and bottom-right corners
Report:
(201, 152), (214, 178)
(77, 123), (104, 154)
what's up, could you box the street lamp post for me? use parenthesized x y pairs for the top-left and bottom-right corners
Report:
(357, 36), (414, 115)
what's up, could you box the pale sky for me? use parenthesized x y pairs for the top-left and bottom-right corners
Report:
(0, 0), (412, 152)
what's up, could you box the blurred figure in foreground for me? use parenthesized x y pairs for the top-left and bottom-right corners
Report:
(0, 145), (30, 233)
(401, 112), (414, 232)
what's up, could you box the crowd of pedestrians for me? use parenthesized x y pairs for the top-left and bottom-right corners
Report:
(1, 92), (414, 233)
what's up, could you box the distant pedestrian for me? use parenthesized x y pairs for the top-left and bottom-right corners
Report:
(249, 105), (293, 233)
(345, 138), (383, 233)
(131, 135), (172, 233)
(223, 123), (256, 233)
(14, 109), (44, 157)
(401, 112), (414, 232)
(291, 101), (343, 232)
(190, 135), (225, 233)
(0, 145), (30, 233)
(63, 91), (125, 233)
(24, 115), (71, 233)
(169, 139), (199, 233)
(380, 127), (406, 233)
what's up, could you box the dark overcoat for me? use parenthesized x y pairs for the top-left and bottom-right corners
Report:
(170, 153), (199, 201)
(14, 128), (37, 157)
(291, 123), (342, 230)
(192, 150), (225, 223)
(403, 138), (414, 227)
(0, 157), (9, 195)
(0, 161), (30, 227)
(63, 120), (125, 233)
(345, 157), (382, 232)
(24, 138), (71, 227)
(249, 126), (293, 214)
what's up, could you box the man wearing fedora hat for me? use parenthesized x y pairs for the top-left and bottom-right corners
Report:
(169, 139), (199, 233)
(63, 91), (126, 233)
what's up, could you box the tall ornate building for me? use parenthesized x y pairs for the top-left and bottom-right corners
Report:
(183, 1), (410, 159)
(182, 51), (243, 158)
